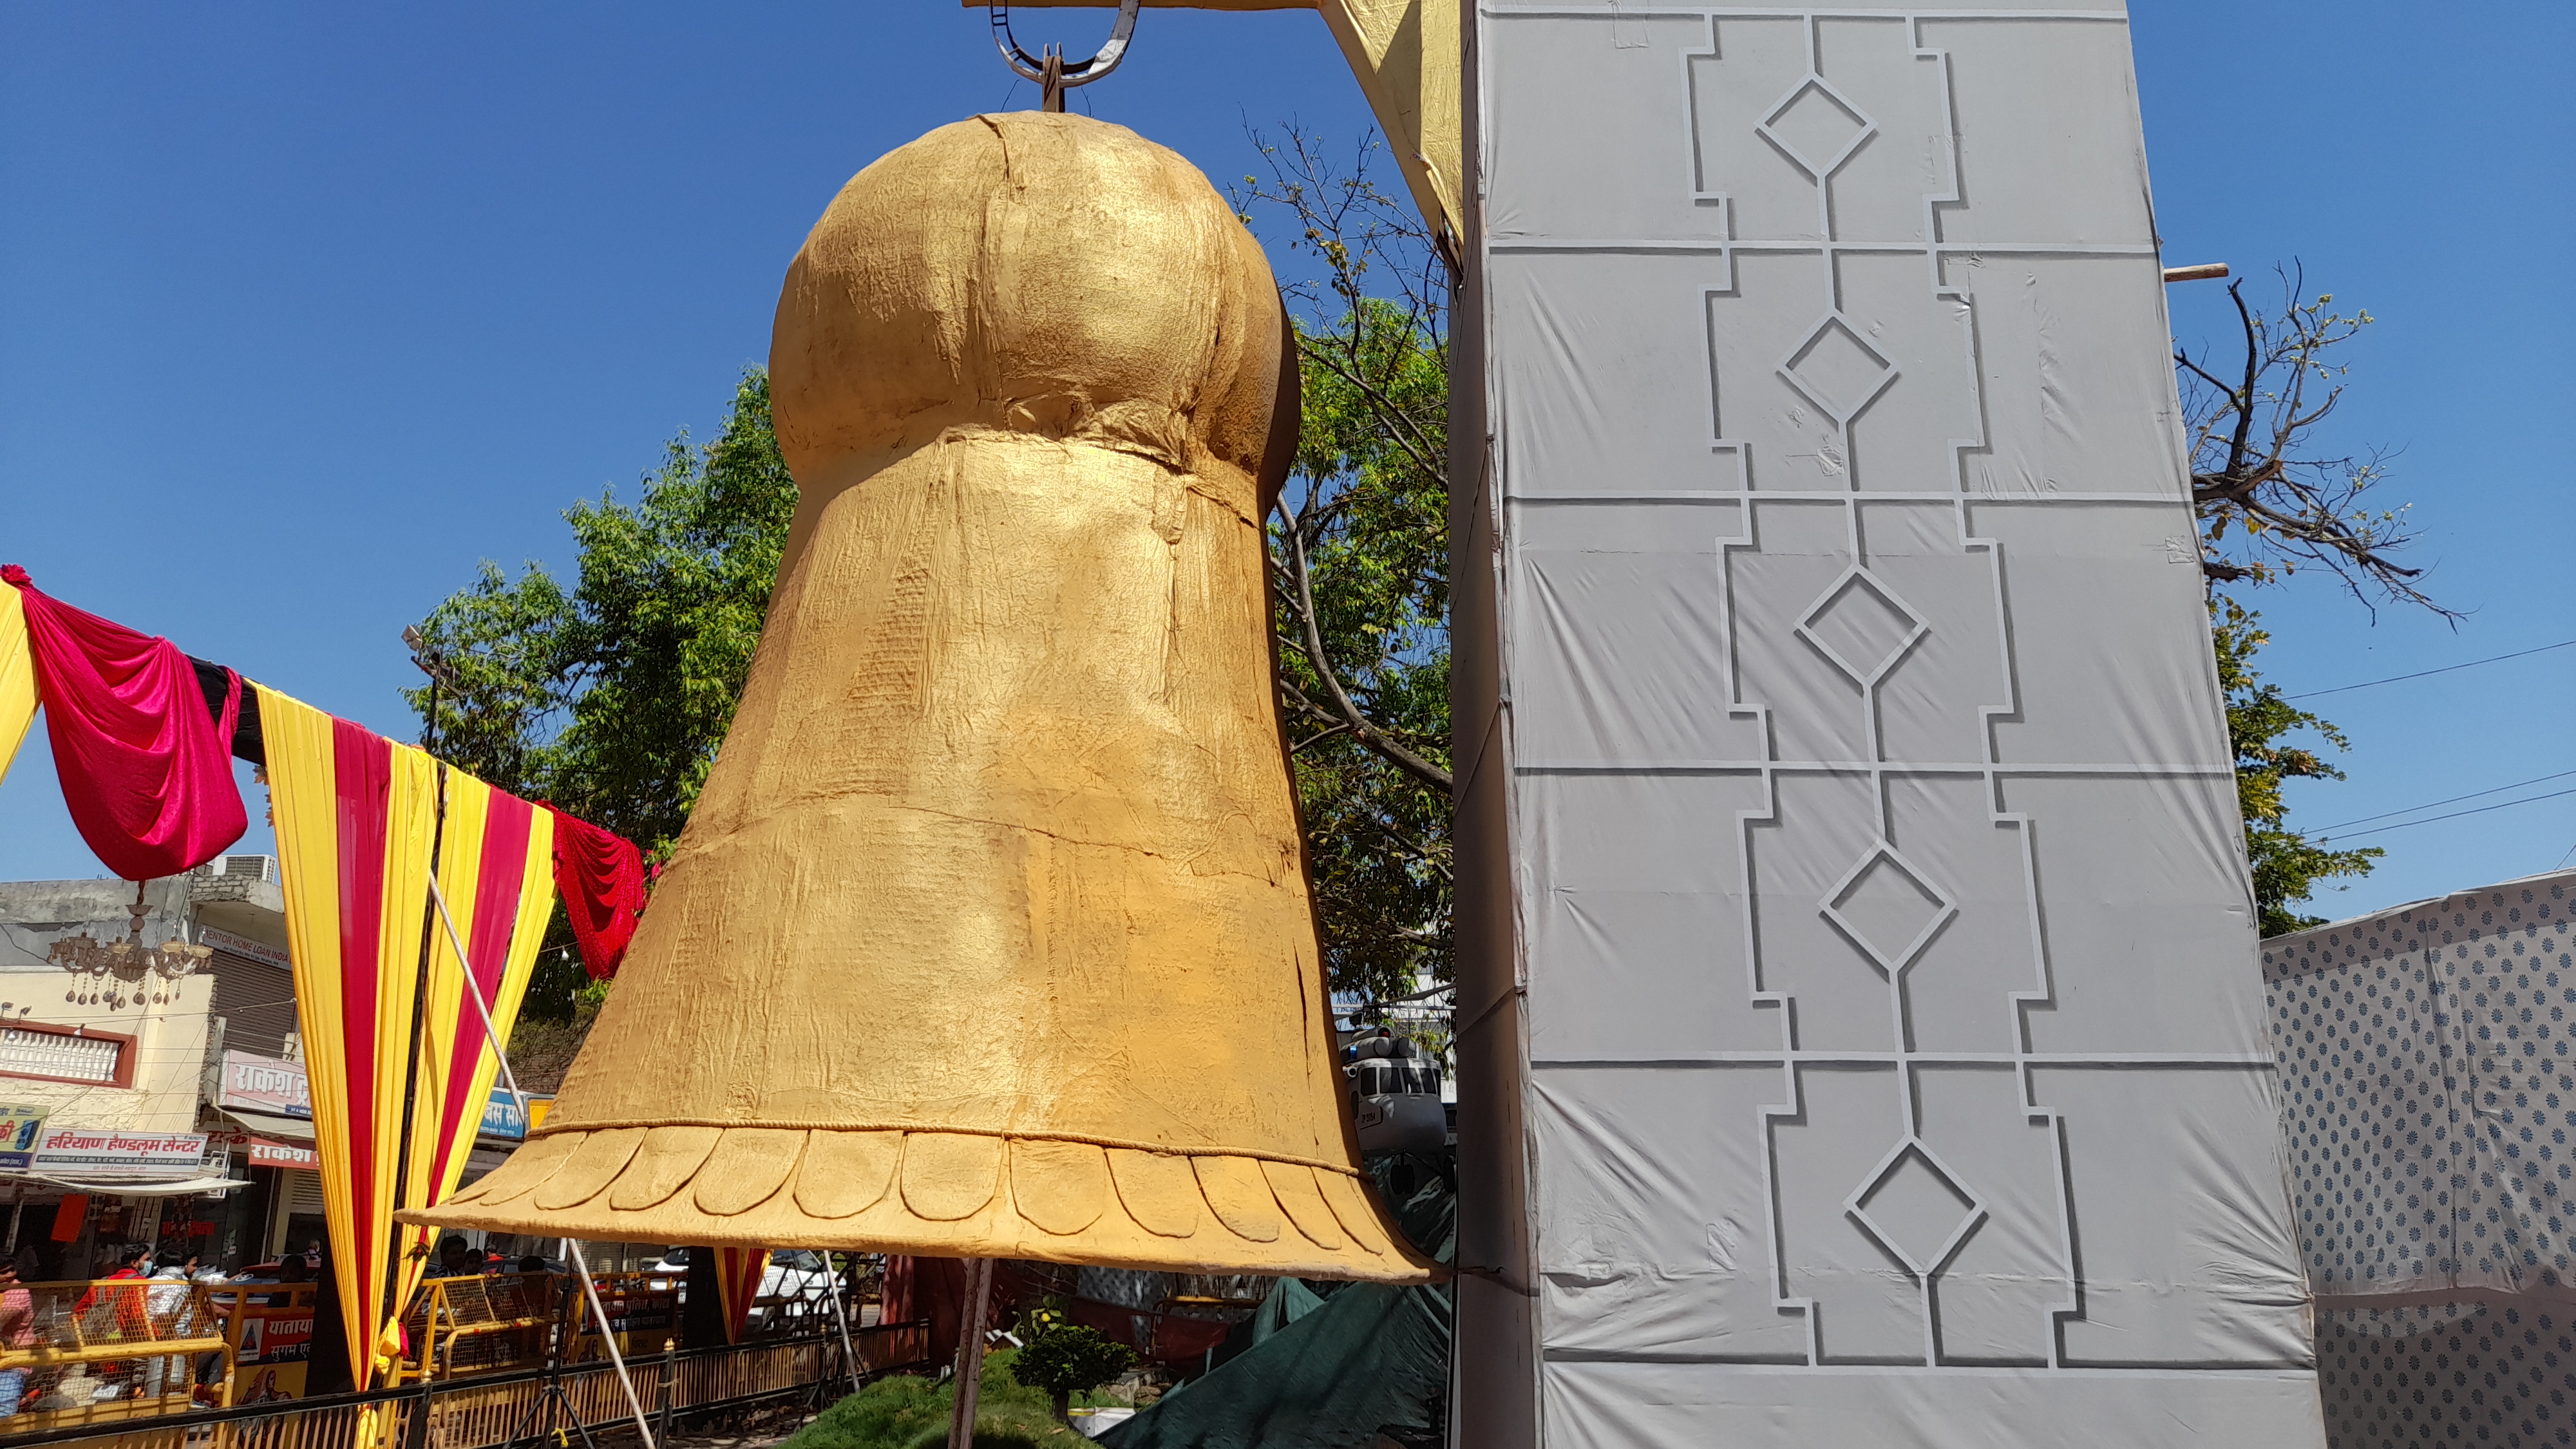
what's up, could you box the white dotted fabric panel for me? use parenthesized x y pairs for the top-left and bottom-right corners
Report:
(2318, 1302), (2576, 1448)
(2264, 876), (2576, 1298)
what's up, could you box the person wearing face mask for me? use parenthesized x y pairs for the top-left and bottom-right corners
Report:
(0, 1256), (34, 1417)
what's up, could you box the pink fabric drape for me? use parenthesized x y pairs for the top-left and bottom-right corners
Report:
(540, 804), (647, 980)
(3, 565), (246, 879)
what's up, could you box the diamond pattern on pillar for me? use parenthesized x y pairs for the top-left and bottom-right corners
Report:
(1820, 844), (1955, 977)
(1777, 316), (1899, 428)
(1757, 76), (1877, 180)
(1797, 567), (1926, 687)
(1847, 1139), (1987, 1278)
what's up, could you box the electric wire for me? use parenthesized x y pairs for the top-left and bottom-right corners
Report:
(2288, 638), (2576, 699)
(2319, 787), (2576, 842)
(2309, 768), (2576, 835)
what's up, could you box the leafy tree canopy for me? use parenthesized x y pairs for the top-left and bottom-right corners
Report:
(406, 370), (794, 858)
(407, 370), (793, 1019)
(1242, 128), (1454, 1009)
(2212, 599), (2381, 936)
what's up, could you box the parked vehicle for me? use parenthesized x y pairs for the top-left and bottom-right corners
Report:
(1343, 1029), (1447, 1153)
(638, 1247), (841, 1329)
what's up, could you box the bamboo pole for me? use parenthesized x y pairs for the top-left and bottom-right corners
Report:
(428, 875), (656, 1449)
(821, 1254), (865, 1396)
(944, 1258), (995, 1449)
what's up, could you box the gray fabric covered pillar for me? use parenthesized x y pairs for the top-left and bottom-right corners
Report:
(1449, 4), (2323, 1444)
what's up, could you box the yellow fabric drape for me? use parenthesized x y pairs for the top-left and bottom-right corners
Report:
(0, 580), (35, 789)
(264, 685), (440, 1384)
(985, 0), (1462, 244)
(1313, 0), (1461, 245)
(394, 773), (554, 1321)
(263, 685), (557, 1384)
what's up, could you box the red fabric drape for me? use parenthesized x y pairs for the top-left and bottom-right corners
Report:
(3, 565), (245, 879)
(713, 1247), (768, 1345)
(541, 804), (647, 980)
(881, 1256), (1016, 1359)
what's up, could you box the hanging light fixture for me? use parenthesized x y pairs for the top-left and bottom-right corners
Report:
(49, 881), (212, 1009)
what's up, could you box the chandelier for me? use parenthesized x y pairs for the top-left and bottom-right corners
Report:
(50, 881), (213, 1009)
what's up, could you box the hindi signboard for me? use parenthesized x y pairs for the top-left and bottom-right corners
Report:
(205, 1128), (317, 1172)
(478, 1088), (556, 1142)
(0, 1104), (49, 1170)
(220, 1052), (312, 1119)
(232, 1299), (314, 1401)
(30, 1128), (207, 1179)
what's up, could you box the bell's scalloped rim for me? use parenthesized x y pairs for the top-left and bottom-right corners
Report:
(397, 1124), (1441, 1285)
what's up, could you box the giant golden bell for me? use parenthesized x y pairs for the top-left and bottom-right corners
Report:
(410, 114), (1434, 1282)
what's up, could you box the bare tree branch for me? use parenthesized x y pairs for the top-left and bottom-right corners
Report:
(1283, 519), (1452, 790)
(2174, 265), (2448, 620)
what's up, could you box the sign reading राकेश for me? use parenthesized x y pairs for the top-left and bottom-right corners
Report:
(31, 1128), (208, 1178)
(221, 1051), (313, 1118)
(244, 1137), (317, 1170)
(204, 1128), (319, 1171)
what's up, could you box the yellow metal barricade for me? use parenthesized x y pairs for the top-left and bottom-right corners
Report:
(399, 1273), (555, 1383)
(201, 1280), (316, 1405)
(0, 1278), (236, 1433)
(562, 1273), (679, 1363)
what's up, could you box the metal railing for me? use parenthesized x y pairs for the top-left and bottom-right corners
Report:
(397, 1270), (867, 1385)
(0, 1281), (240, 1434)
(0, 1320), (934, 1449)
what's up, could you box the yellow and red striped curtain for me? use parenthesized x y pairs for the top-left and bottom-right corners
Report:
(0, 578), (35, 786)
(408, 768), (554, 1232)
(261, 683), (554, 1385)
(714, 1247), (770, 1345)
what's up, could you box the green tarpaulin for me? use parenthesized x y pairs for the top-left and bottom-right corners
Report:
(1097, 1160), (1452, 1449)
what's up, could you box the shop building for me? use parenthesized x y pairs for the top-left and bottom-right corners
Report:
(0, 858), (564, 1282)
(0, 875), (234, 1276)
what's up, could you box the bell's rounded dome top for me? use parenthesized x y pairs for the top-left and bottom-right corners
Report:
(770, 112), (1290, 502)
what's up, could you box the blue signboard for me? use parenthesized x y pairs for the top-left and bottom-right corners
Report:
(478, 1089), (553, 1141)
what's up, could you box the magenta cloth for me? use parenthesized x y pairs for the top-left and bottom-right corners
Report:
(540, 803), (647, 980)
(3, 564), (246, 880)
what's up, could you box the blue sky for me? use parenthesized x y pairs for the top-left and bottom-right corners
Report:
(1, 2), (2568, 924)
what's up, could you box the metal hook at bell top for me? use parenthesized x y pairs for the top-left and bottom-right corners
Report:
(989, 0), (1142, 113)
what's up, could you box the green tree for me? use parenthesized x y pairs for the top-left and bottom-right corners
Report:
(1238, 128), (1454, 1008)
(404, 370), (795, 1020)
(1007, 1325), (1136, 1425)
(2174, 266), (2442, 933)
(405, 370), (795, 854)
(2212, 600), (2381, 936)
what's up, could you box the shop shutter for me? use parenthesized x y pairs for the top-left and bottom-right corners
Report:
(208, 954), (299, 1059)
